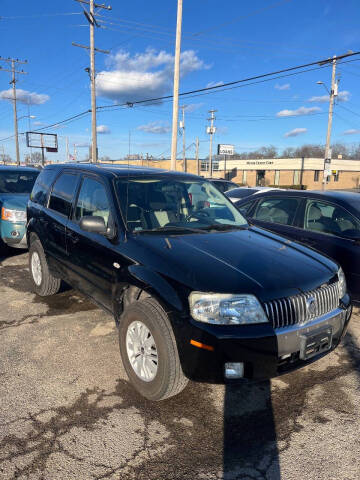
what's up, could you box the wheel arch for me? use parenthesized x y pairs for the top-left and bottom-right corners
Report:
(113, 265), (185, 326)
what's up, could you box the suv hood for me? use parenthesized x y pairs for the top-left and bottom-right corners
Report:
(0, 193), (29, 211)
(132, 226), (338, 302)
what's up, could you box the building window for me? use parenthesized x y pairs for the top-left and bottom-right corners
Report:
(200, 160), (209, 172)
(243, 170), (247, 184)
(334, 171), (340, 182)
(293, 170), (300, 185)
(314, 170), (320, 182)
(274, 170), (280, 186)
(212, 161), (219, 171)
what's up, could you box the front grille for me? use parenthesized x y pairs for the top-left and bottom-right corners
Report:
(263, 282), (340, 329)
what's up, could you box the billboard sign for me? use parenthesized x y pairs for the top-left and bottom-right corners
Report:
(218, 144), (234, 156)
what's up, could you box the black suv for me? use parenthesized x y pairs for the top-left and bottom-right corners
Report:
(27, 164), (352, 400)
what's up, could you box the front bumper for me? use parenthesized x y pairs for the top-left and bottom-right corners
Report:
(1, 222), (27, 249)
(173, 299), (352, 383)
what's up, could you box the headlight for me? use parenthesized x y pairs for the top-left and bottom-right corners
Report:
(1, 207), (26, 223)
(189, 292), (268, 325)
(338, 268), (347, 298)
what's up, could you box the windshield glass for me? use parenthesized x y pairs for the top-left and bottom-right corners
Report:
(116, 176), (248, 233)
(0, 170), (39, 194)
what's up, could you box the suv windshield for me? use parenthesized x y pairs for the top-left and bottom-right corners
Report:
(0, 170), (39, 194)
(116, 176), (248, 233)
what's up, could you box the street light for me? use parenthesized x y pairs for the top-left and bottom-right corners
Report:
(17, 115), (35, 121)
(316, 81), (330, 95)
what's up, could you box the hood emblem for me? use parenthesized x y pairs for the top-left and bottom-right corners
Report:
(306, 296), (317, 316)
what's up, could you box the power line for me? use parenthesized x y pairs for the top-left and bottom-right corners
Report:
(1, 54), (359, 143)
(96, 52), (360, 111)
(0, 12), (82, 19)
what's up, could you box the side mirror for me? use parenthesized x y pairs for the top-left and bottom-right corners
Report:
(79, 215), (107, 234)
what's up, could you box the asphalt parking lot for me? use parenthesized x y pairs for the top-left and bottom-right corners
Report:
(1, 250), (359, 480)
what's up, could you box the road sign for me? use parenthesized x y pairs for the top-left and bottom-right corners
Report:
(26, 132), (58, 152)
(324, 158), (331, 177)
(218, 144), (234, 155)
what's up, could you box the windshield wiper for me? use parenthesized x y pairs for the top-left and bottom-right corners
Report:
(201, 224), (249, 231)
(133, 225), (207, 234)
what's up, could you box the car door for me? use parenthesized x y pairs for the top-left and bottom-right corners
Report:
(301, 198), (360, 299)
(45, 171), (80, 278)
(65, 174), (119, 311)
(247, 195), (304, 240)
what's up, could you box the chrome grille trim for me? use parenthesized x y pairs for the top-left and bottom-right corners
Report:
(264, 282), (340, 328)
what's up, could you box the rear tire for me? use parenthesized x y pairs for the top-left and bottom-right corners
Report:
(119, 298), (188, 401)
(29, 239), (61, 296)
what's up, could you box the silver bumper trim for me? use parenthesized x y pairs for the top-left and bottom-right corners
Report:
(276, 308), (347, 357)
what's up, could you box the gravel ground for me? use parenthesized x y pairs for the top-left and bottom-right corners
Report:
(1, 250), (359, 480)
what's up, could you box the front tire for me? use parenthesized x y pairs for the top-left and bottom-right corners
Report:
(29, 239), (61, 296)
(119, 298), (188, 401)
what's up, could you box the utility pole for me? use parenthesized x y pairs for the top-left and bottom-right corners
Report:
(316, 51), (359, 189)
(195, 137), (200, 176)
(0, 57), (27, 166)
(180, 105), (186, 172)
(323, 56), (338, 190)
(170, 0), (183, 171)
(207, 109), (217, 177)
(73, 0), (111, 163)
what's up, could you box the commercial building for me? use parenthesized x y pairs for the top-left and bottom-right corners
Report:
(215, 157), (360, 190)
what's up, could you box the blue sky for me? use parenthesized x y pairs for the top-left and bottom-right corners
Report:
(0, 0), (360, 161)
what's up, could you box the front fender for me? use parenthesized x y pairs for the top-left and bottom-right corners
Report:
(127, 265), (185, 313)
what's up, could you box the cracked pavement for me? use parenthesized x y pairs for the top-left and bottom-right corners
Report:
(1, 250), (359, 480)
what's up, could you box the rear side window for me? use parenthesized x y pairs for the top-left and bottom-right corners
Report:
(253, 197), (301, 225)
(304, 200), (360, 237)
(30, 168), (57, 206)
(48, 173), (78, 217)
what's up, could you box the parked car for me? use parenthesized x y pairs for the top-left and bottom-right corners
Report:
(0, 165), (39, 249)
(208, 178), (238, 193)
(235, 189), (360, 303)
(27, 164), (352, 400)
(226, 186), (281, 202)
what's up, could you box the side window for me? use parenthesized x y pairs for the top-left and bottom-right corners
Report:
(48, 173), (78, 217)
(253, 197), (301, 225)
(238, 200), (255, 217)
(304, 200), (360, 237)
(30, 168), (57, 206)
(74, 177), (111, 227)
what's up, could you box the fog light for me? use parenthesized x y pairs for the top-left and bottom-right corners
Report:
(224, 362), (244, 379)
(11, 230), (20, 237)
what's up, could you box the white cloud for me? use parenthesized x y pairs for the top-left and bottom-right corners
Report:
(97, 124), (111, 134)
(206, 81), (224, 88)
(284, 127), (307, 138)
(137, 121), (170, 134)
(0, 88), (50, 105)
(184, 103), (204, 113)
(343, 129), (360, 135)
(308, 90), (350, 103)
(33, 121), (44, 126)
(276, 106), (321, 117)
(96, 48), (210, 104)
(75, 142), (90, 148)
(275, 83), (290, 90)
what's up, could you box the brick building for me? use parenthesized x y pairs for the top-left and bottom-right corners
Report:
(103, 157), (360, 190)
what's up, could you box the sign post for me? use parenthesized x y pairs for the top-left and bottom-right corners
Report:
(217, 144), (234, 179)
